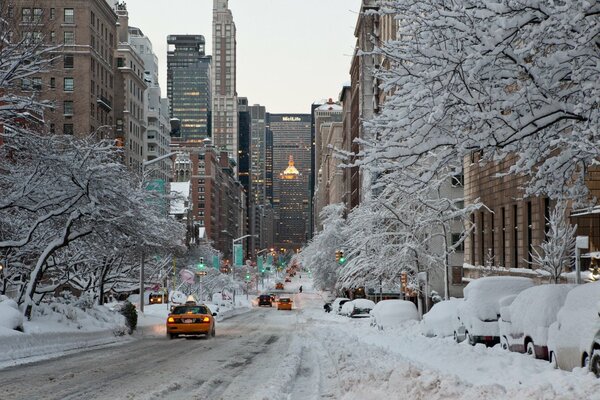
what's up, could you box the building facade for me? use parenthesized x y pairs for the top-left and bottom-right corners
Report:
(11, 0), (118, 138)
(129, 26), (171, 184)
(114, 6), (147, 174)
(211, 0), (238, 167)
(166, 34), (211, 142)
(267, 114), (312, 250)
(275, 156), (308, 252)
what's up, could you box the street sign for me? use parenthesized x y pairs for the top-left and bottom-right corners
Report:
(266, 254), (273, 266)
(213, 255), (220, 269)
(234, 244), (243, 267)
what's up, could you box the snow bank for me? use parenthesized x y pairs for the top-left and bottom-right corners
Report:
(0, 295), (23, 331)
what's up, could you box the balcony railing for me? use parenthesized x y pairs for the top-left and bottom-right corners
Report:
(96, 96), (112, 112)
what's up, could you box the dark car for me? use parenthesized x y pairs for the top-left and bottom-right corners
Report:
(258, 294), (272, 307)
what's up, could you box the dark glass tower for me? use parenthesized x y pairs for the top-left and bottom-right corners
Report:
(167, 35), (211, 142)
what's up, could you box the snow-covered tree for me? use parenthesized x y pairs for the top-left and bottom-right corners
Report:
(530, 202), (577, 283)
(299, 204), (347, 291)
(361, 1), (600, 203)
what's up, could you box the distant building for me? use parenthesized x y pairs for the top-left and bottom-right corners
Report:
(212, 0), (238, 168)
(129, 26), (172, 184)
(114, 6), (147, 174)
(275, 156), (308, 251)
(266, 114), (311, 250)
(313, 99), (344, 230)
(166, 34), (211, 142)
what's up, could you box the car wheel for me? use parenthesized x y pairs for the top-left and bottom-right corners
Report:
(466, 331), (476, 346)
(211, 327), (216, 337)
(500, 336), (509, 351)
(526, 341), (536, 358)
(454, 331), (461, 343)
(169, 333), (177, 340)
(549, 352), (558, 369)
(590, 350), (600, 378)
(583, 352), (590, 369)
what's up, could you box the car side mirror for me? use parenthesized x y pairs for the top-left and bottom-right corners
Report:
(212, 313), (217, 316)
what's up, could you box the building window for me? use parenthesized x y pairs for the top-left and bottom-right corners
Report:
(50, 8), (55, 20)
(64, 8), (74, 24)
(63, 123), (74, 135)
(63, 101), (74, 115)
(50, 31), (56, 43)
(64, 31), (75, 45)
(451, 173), (464, 187)
(50, 123), (55, 134)
(33, 8), (42, 23)
(451, 266), (463, 285)
(50, 77), (56, 88)
(64, 54), (74, 68)
(32, 77), (42, 90)
(64, 77), (74, 91)
(21, 78), (31, 90)
(451, 233), (464, 252)
(21, 8), (32, 23)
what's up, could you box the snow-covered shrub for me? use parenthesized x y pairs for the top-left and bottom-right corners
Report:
(120, 301), (137, 334)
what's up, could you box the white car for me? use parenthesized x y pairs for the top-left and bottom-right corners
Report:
(454, 276), (535, 346)
(499, 284), (573, 360)
(370, 300), (419, 330)
(330, 297), (351, 314)
(340, 299), (375, 318)
(421, 298), (461, 338)
(547, 282), (600, 376)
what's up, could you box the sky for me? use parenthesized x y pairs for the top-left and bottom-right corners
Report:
(123, 0), (363, 114)
(2, 279), (600, 399)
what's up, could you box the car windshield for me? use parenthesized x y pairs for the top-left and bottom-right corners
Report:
(172, 306), (208, 315)
(279, 298), (290, 303)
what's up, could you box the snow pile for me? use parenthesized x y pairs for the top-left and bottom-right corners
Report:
(0, 295), (23, 333)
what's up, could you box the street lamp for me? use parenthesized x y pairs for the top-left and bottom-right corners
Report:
(138, 151), (179, 313)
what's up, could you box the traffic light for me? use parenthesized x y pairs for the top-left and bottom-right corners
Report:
(338, 251), (346, 265)
(245, 272), (251, 281)
(197, 257), (205, 270)
(335, 250), (341, 263)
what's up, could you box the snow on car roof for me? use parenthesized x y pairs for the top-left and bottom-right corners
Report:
(462, 276), (535, 321)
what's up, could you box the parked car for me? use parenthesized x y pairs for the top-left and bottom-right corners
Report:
(370, 300), (419, 330)
(499, 284), (573, 360)
(166, 302), (216, 339)
(257, 294), (272, 307)
(277, 297), (293, 310)
(454, 276), (535, 346)
(330, 297), (351, 314)
(548, 282), (600, 376)
(340, 299), (376, 318)
(421, 298), (461, 338)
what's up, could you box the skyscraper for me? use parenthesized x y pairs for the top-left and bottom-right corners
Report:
(267, 114), (312, 250)
(212, 0), (238, 168)
(275, 156), (307, 251)
(167, 35), (211, 142)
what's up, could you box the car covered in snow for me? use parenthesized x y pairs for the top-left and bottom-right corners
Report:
(499, 284), (573, 360)
(454, 276), (535, 346)
(340, 299), (376, 318)
(421, 298), (461, 338)
(547, 282), (600, 376)
(370, 300), (419, 330)
(330, 297), (351, 314)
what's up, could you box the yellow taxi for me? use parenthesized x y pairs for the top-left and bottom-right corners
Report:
(277, 297), (293, 310)
(166, 302), (216, 339)
(275, 282), (284, 290)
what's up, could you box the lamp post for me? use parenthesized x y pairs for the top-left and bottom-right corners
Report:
(138, 151), (179, 313)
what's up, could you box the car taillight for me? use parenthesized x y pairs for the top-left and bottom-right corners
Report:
(167, 316), (175, 323)
(202, 316), (210, 322)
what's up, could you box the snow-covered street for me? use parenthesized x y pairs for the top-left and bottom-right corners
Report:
(1, 279), (598, 400)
